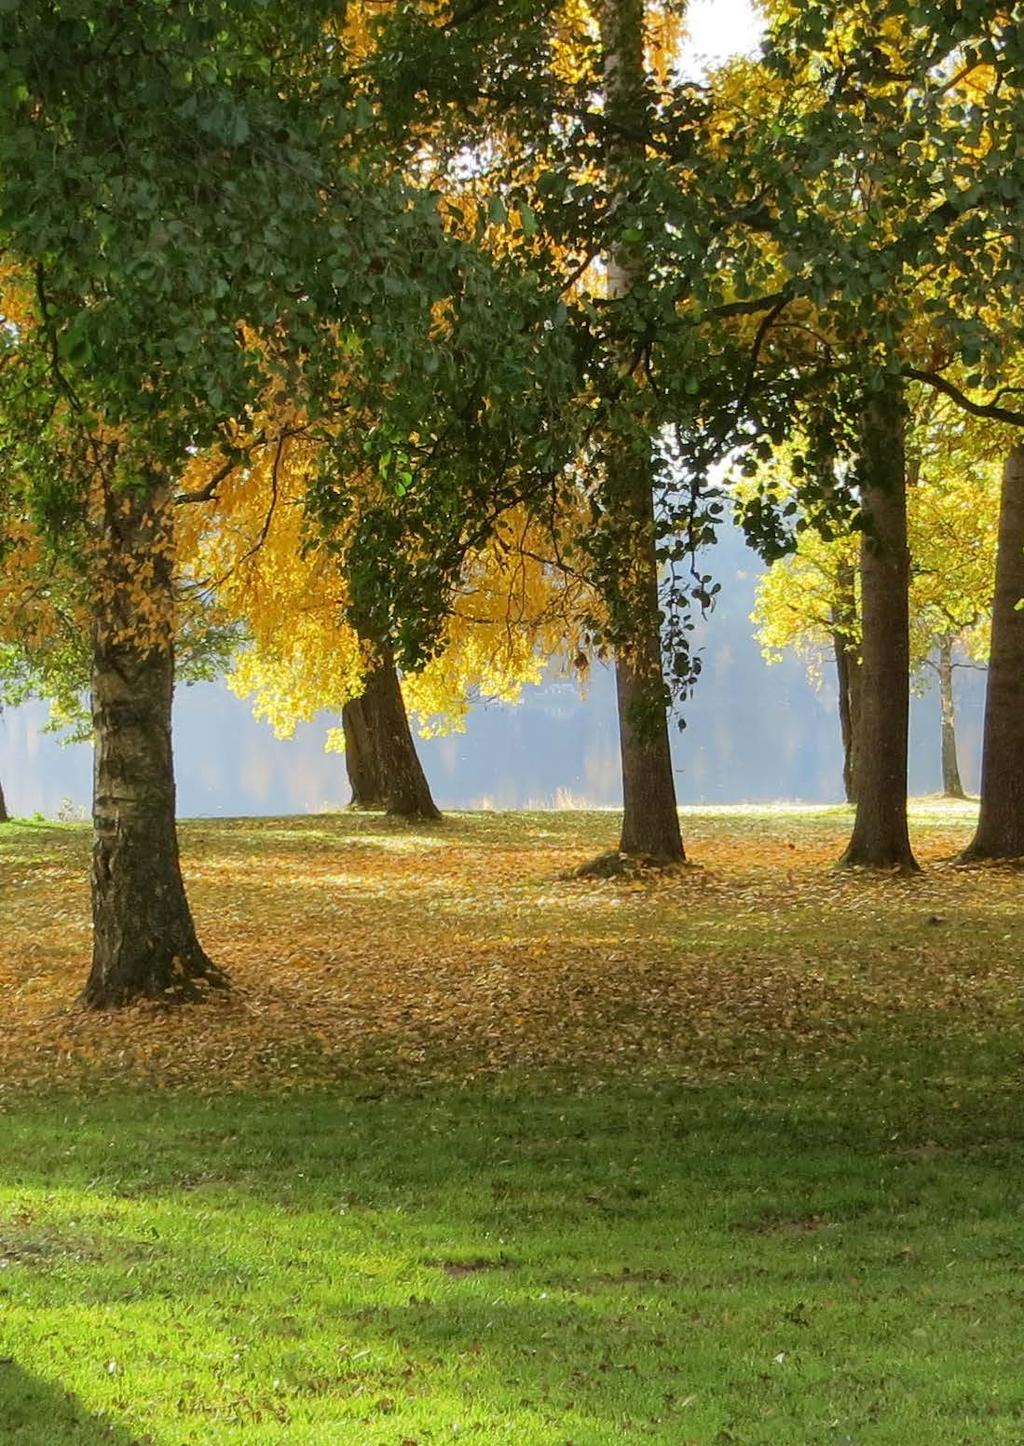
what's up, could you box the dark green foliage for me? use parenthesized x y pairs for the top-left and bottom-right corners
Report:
(0, 1), (517, 508)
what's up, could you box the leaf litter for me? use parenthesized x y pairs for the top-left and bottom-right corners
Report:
(1, 806), (1021, 1097)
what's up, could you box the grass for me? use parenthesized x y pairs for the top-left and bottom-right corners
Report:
(1, 802), (1022, 1443)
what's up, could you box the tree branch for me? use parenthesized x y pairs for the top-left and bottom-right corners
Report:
(174, 455), (240, 506)
(904, 368), (1024, 427)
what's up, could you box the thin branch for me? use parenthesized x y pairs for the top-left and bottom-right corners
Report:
(904, 367), (1024, 427)
(174, 455), (240, 507)
(738, 292), (792, 411)
(33, 264), (83, 412)
(709, 288), (792, 321)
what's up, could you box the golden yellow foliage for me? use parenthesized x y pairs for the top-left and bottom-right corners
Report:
(176, 422), (595, 747)
(0, 259), (36, 334)
(749, 409), (1002, 681)
(0, 521), (61, 653)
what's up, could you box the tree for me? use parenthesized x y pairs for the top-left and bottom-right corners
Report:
(752, 423), (1000, 804)
(961, 445), (1024, 861)
(594, 0), (685, 866)
(724, 0), (1024, 867)
(933, 636), (965, 799)
(317, 1), (762, 868)
(176, 426), (593, 821)
(837, 379), (916, 869)
(0, 0), (505, 1003)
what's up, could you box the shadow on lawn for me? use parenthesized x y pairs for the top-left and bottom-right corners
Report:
(0, 1362), (149, 1445)
(2, 1063), (1024, 1441)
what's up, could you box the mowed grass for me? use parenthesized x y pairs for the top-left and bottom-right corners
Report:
(1, 803), (1023, 1443)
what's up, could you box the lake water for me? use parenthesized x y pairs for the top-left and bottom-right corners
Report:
(1, 532), (984, 819)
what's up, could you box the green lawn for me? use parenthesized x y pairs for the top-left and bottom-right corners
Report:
(1, 804), (1022, 1443)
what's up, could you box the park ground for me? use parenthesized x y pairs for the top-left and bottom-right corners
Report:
(0, 802), (1022, 1444)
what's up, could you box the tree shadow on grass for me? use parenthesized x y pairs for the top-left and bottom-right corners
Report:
(2, 1059), (1024, 1441)
(0, 1362), (149, 1445)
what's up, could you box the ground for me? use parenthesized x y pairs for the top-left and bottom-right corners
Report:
(0, 803), (1022, 1443)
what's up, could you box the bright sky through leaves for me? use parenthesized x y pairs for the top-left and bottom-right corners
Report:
(679, 0), (764, 79)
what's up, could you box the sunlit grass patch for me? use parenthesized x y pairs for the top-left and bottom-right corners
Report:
(1, 1064), (1024, 1443)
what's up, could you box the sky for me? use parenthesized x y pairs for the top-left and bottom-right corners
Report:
(680, 0), (764, 77)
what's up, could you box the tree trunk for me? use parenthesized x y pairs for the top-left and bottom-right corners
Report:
(600, 0), (684, 866)
(961, 445), (1024, 859)
(342, 696), (385, 808)
(357, 650), (441, 820)
(615, 660), (686, 862)
(833, 635), (858, 804)
(937, 636), (966, 799)
(831, 559), (860, 804)
(83, 479), (226, 1008)
(839, 380), (917, 870)
(0, 773), (8, 823)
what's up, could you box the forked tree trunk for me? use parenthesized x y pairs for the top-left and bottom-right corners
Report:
(83, 479), (225, 1008)
(356, 650), (441, 820)
(937, 636), (966, 799)
(961, 446), (1024, 860)
(601, 0), (684, 866)
(832, 559), (861, 804)
(342, 696), (385, 808)
(839, 380), (918, 870)
(0, 773), (8, 823)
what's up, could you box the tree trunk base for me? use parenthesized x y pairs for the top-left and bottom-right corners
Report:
(352, 652), (442, 820)
(614, 657), (686, 866)
(955, 841), (1024, 867)
(573, 849), (693, 879)
(836, 843), (919, 874)
(388, 801), (443, 823)
(81, 945), (228, 1010)
(342, 697), (385, 809)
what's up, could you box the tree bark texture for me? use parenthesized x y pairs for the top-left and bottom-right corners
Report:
(356, 651), (441, 820)
(831, 559), (861, 804)
(0, 773), (8, 823)
(342, 696), (385, 808)
(600, 0), (684, 864)
(839, 381), (918, 870)
(833, 635), (861, 804)
(937, 636), (966, 799)
(83, 480), (225, 1007)
(962, 445), (1024, 859)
